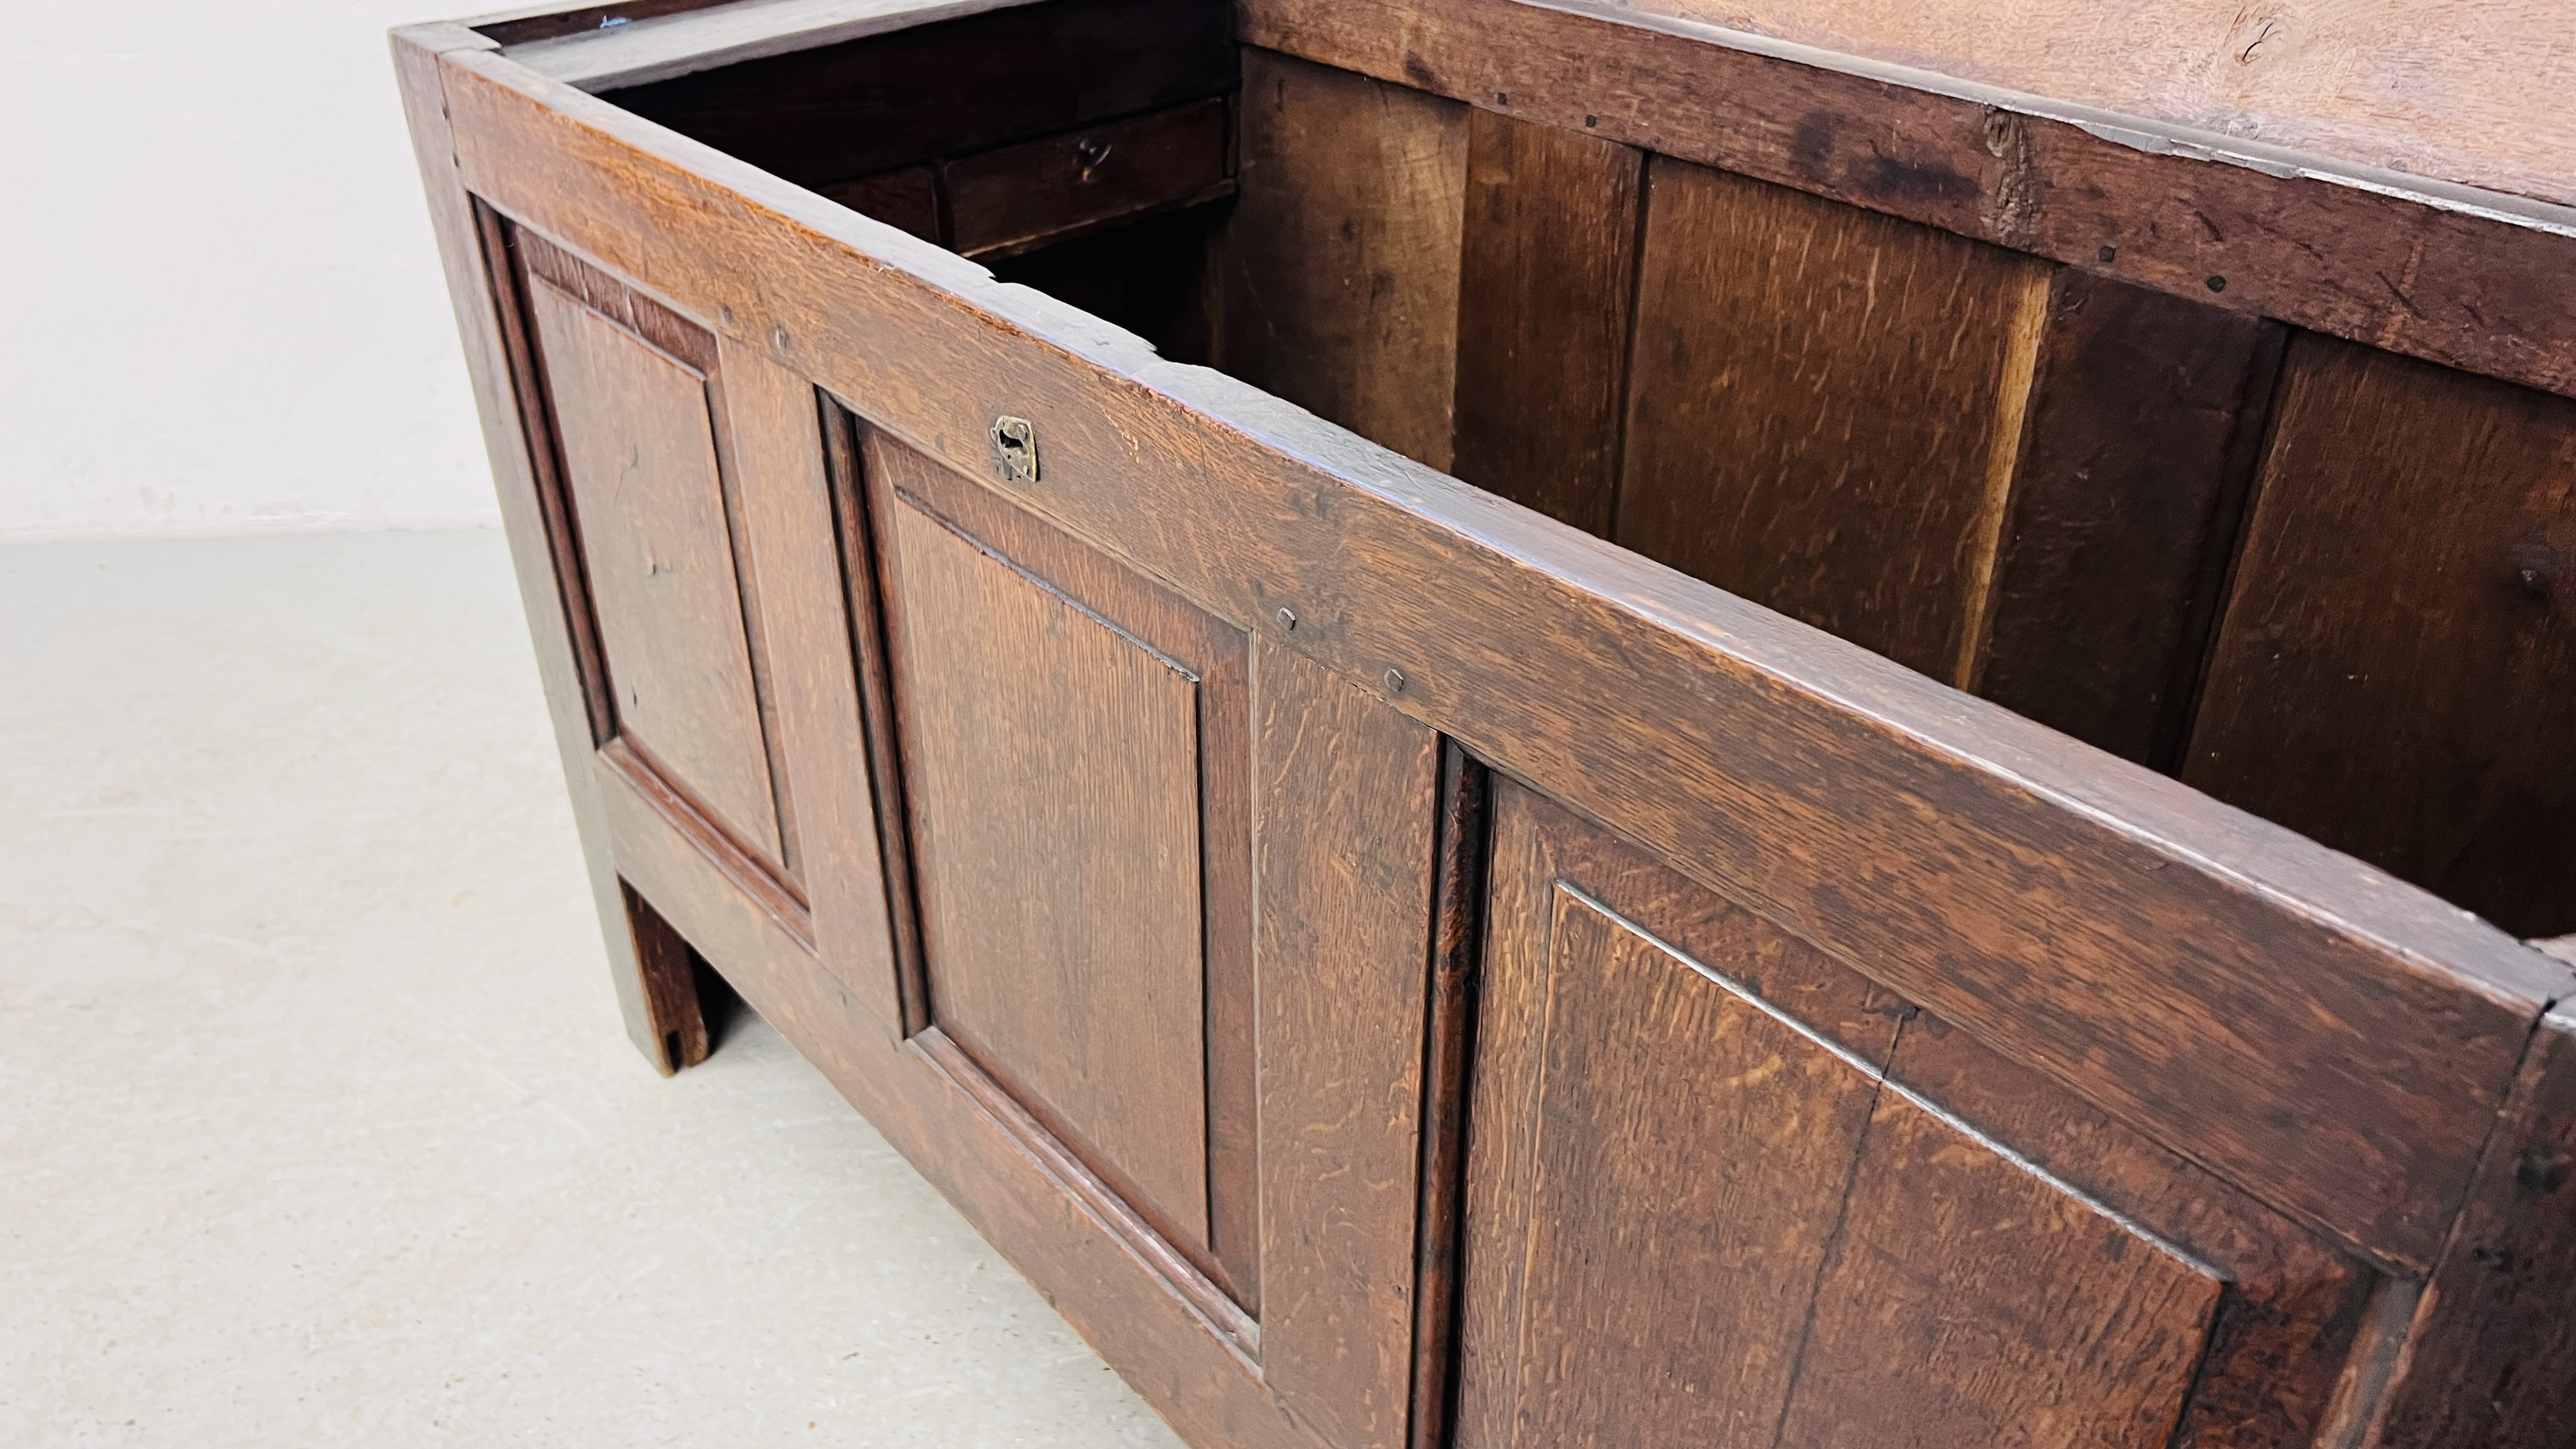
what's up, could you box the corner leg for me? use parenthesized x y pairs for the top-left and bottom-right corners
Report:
(622, 880), (710, 1075)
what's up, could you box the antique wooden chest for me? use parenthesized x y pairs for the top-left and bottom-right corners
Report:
(395, 1), (2576, 1443)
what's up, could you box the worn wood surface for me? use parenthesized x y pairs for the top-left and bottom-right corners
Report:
(944, 98), (1231, 259)
(1405, 744), (1487, 1449)
(1238, 0), (2576, 402)
(394, 19), (689, 1073)
(586, 710), (1317, 1449)
(872, 443), (1220, 1273)
(622, 880), (711, 1070)
(1617, 157), (2051, 683)
(868, 428), (1264, 1303)
(1447, 110), (1642, 535)
(1772, 1080), (2223, 1448)
(814, 166), (940, 243)
(2367, 1004), (2576, 1448)
(605, 0), (1230, 189)
(817, 408), (926, 1032)
(1973, 268), (2285, 765)
(1618, 0), (2576, 211)
(1883, 1011), (2374, 1449)
(1458, 785), (1890, 1448)
(1254, 641), (1440, 1449)
(2186, 335), (2576, 938)
(717, 342), (907, 1027)
(434, 42), (2574, 1271)
(1464, 783), (2258, 1447)
(1220, 47), (1468, 473)
(525, 278), (791, 870)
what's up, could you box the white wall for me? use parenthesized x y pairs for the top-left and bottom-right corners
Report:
(1, 2), (502, 539)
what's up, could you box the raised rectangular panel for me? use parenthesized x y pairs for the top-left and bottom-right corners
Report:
(864, 433), (1257, 1306)
(1459, 782), (2363, 1449)
(525, 276), (786, 870)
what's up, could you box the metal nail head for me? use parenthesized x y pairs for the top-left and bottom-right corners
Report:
(1275, 608), (1298, 631)
(1384, 667), (1407, 694)
(990, 416), (1040, 484)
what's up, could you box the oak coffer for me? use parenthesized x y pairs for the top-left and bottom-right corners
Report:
(395, 1), (2576, 1444)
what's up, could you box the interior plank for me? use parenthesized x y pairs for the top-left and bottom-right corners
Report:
(1448, 109), (1644, 535)
(2184, 334), (2576, 937)
(1616, 156), (2052, 683)
(1972, 269), (2286, 767)
(1219, 47), (1469, 473)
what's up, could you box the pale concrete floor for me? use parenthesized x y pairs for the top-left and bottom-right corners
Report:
(0, 531), (1188, 1448)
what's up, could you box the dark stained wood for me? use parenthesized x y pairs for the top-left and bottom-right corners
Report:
(525, 276), (791, 870)
(1457, 789), (1889, 1448)
(1254, 640), (1441, 1449)
(2367, 1004), (2576, 1449)
(1617, 155), (2053, 683)
(868, 428), (1264, 1305)
(1448, 110), (1643, 535)
(2185, 334), (2576, 938)
(944, 98), (1232, 260)
(604, 0), (1233, 189)
(583, 709), (1317, 1449)
(814, 165), (940, 243)
(1406, 743), (1488, 1449)
(1883, 1012), (2374, 1449)
(917, 1025), (1260, 1360)
(1772, 1083), (2224, 1448)
(875, 457), (1217, 1271)
(622, 879), (711, 1071)
(986, 204), (1225, 366)
(1236, 0), (2576, 402)
(716, 339), (907, 1029)
(1220, 47), (1469, 472)
(395, 21), (689, 1073)
(435, 44), (2574, 1269)
(1972, 269), (2286, 767)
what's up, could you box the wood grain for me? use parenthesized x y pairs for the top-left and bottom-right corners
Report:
(604, 0), (1231, 188)
(2367, 1004), (2576, 1448)
(1220, 48), (1469, 472)
(394, 22), (687, 1070)
(1883, 1012), (2373, 1449)
(586, 718), (1319, 1449)
(944, 98), (1230, 260)
(527, 278), (790, 868)
(1237, 0), (2576, 402)
(814, 165), (940, 243)
(877, 477), (1214, 1260)
(868, 428), (1263, 1303)
(1448, 110), (1643, 535)
(1972, 268), (2284, 764)
(1406, 743), (1488, 1449)
(1617, 156), (2052, 682)
(1457, 857), (1884, 1447)
(1772, 1082), (2225, 1449)
(1619, 0), (2576, 211)
(438, 27), (2573, 1275)
(2185, 334), (2576, 938)
(1254, 640), (1440, 1449)
(716, 341), (908, 1029)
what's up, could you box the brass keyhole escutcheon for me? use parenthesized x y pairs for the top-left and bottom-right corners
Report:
(991, 415), (1040, 484)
